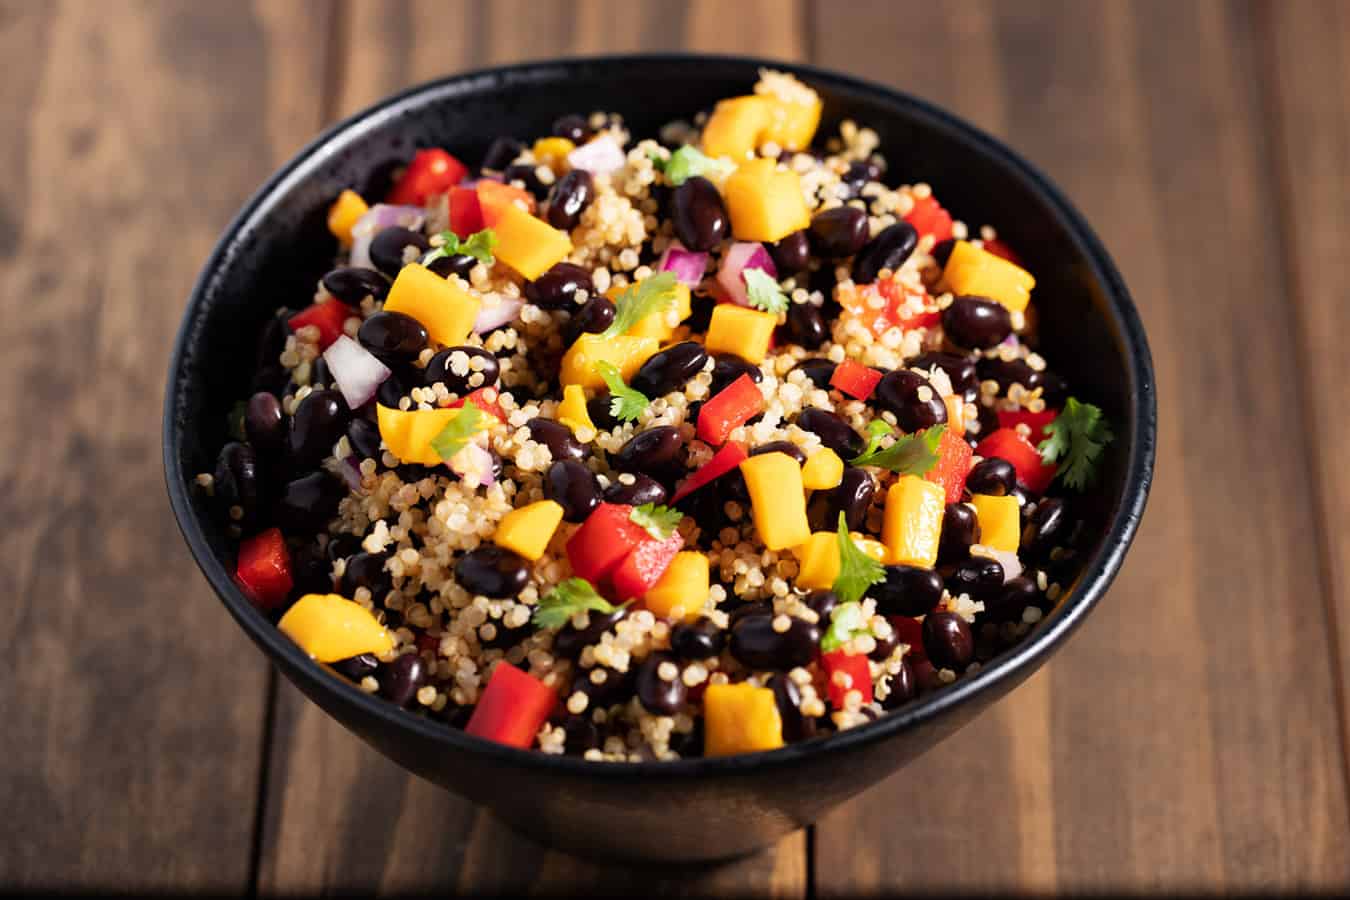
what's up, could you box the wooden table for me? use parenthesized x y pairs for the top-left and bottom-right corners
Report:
(3, 0), (1348, 893)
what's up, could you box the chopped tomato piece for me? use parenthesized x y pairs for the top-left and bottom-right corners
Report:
(822, 650), (873, 708)
(888, 616), (925, 661)
(288, 299), (353, 350)
(671, 442), (748, 502)
(387, 148), (469, 206)
(566, 503), (650, 583)
(829, 360), (882, 401)
(926, 426), (974, 504)
(696, 374), (764, 445)
(448, 387), (506, 423)
(974, 427), (1057, 494)
(904, 194), (954, 243)
(996, 408), (1058, 445)
(477, 180), (536, 227)
(611, 532), (684, 601)
(838, 279), (938, 339)
(234, 528), (293, 611)
(447, 185), (484, 238)
(465, 662), (557, 749)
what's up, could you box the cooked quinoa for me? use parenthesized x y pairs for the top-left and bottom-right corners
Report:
(206, 70), (1109, 761)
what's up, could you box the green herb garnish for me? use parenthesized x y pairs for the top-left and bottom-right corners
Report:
(600, 271), (679, 339)
(820, 600), (870, 653)
(743, 268), (789, 314)
(850, 423), (945, 475)
(831, 511), (885, 606)
(662, 145), (736, 186)
(629, 503), (683, 540)
(854, 419), (895, 460)
(429, 400), (484, 462)
(421, 228), (498, 269)
(1037, 397), (1113, 490)
(595, 360), (650, 422)
(532, 578), (629, 630)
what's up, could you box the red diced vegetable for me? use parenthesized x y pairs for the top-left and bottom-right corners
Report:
(982, 237), (1022, 266)
(904, 194), (954, 243)
(896, 309), (941, 330)
(822, 650), (873, 708)
(926, 426), (974, 504)
(234, 528), (293, 611)
(611, 532), (684, 601)
(465, 661), (557, 748)
(477, 180), (535, 226)
(975, 427), (1057, 494)
(415, 632), (439, 654)
(671, 442), (749, 502)
(447, 185), (484, 238)
(288, 299), (353, 350)
(996, 408), (1058, 445)
(566, 503), (650, 583)
(888, 616), (925, 661)
(387, 148), (469, 206)
(829, 360), (883, 401)
(696, 374), (764, 445)
(448, 387), (506, 423)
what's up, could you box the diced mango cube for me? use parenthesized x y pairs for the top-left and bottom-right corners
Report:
(377, 404), (485, 466)
(701, 95), (774, 161)
(493, 203), (573, 280)
(493, 500), (565, 561)
(531, 137), (576, 174)
(723, 158), (811, 243)
(792, 530), (887, 591)
(705, 303), (777, 364)
(384, 263), (480, 348)
(327, 189), (368, 249)
(971, 493), (1021, 553)
(556, 385), (594, 434)
(940, 240), (1036, 313)
(761, 96), (822, 151)
(608, 281), (692, 341)
(704, 682), (784, 756)
(801, 448), (844, 490)
(559, 334), (660, 389)
(739, 452), (811, 551)
(882, 475), (945, 568)
(642, 551), (710, 622)
(279, 593), (394, 662)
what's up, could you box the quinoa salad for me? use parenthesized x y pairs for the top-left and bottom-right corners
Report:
(201, 71), (1114, 761)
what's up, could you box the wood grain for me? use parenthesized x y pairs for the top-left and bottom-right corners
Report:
(0, 0), (329, 891)
(257, 2), (810, 895)
(813, 0), (1350, 893)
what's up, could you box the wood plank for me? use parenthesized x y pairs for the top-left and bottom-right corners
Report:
(812, 0), (1350, 893)
(258, 2), (810, 895)
(0, 0), (329, 891)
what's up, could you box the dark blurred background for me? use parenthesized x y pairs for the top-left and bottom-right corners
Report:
(2, 0), (1348, 895)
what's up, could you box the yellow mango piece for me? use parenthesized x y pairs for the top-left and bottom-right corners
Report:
(792, 530), (888, 591)
(493, 499), (565, 562)
(971, 494), (1021, 553)
(882, 475), (945, 568)
(327, 189), (369, 249)
(559, 334), (659, 388)
(801, 448), (844, 490)
(944, 395), (965, 435)
(723, 158), (811, 243)
(492, 203), (573, 280)
(531, 137), (576, 173)
(705, 303), (777, 365)
(760, 95), (823, 151)
(556, 385), (594, 434)
(940, 240), (1036, 313)
(384, 263), (480, 348)
(701, 95), (774, 161)
(279, 593), (394, 663)
(376, 405), (486, 466)
(642, 551), (710, 622)
(704, 683), (784, 756)
(739, 452), (811, 551)
(609, 281), (693, 341)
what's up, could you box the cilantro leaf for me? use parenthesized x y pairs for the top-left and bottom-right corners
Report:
(646, 147), (669, 173)
(1038, 397), (1113, 491)
(595, 361), (650, 422)
(854, 418), (895, 461)
(429, 400), (484, 462)
(743, 268), (789, 314)
(600, 271), (679, 339)
(820, 599), (871, 653)
(421, 228), (498, 269)
(663, 145), (736, 186)
(532, 578), (629, 630)
(629, 503), (683, 540)
(850, 423), (945, 475)
(832, 511), (885, 606)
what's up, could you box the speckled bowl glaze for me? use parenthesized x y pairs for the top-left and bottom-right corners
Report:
(164, 55), (1155, 863)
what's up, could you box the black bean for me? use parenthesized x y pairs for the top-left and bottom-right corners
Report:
(869, 625), (901, 662)
(670, 619), (725, 660)
(544, 459), (602, 523)
(273, 471), (343, 533)
(931, 238), (956, 268)
(369, 227), (430, 277)
(873, 370), (948, 432)
(750, 440), (807, 466)
(824, 467), (875, 532)
(727, 599), (773, 627)
(967, 458), (1017, 496)
(1022, 497), (1067, 561)
(502, 163), (548, 200)
(794, 358), (837, 389)
(636, 651), (687, 715)
(545, 169), (595, 231)
(1039, 370), (1069, 407)
(560, 715), (601, 754)
(333, 653), (379, 680)
(289, 389), (350, 469)
(942, 296), (1013, 350)
(769, 673), (816, 742)
(551, 113), (590, 142)
(424, 347), (500, 396)
(289, 542), (333, 598)
(809, 206), (870, 258)
(786, 301), (828, 350)
(631, 341), (708, 397)
(586, 393), (621, 431)
(978, 574), (1040, 624)
(804, 590), (839, 620)
(603, 474), (667, 507)
(671, 176), (728, 252)
(852, 222), (918, 284)
(976, 356), (1042, 394)
(528, 418), (586, 463)
(767, 230), (811, 274)
(571, 665), (634, 708)
(326, 533), (362, 562)
(552, 608), (626, 658)
(455, 546), (530, 599)
(871, 564), (944, 617)
(947, 557), (1005, 599)
(1010, 484), (1036, 519)
(841, 160), (883, 197)
(480, 136), (523, 172)
(378, 653), (426, 708)
(524, 262), (594, 310)
(730, 614), (821, 671)
(340, 551), (392, 600)
(938, 502), (980, 565)
(922, 611), (974, 670)
(357, 311), (428, 364)
(710, 353), (763, 395)
(796, 408), (863, 458)
(563, 297), (615, 345)
(907, 351), (978, 400)
(322, 267), (389, 303)
(346, 418), (382, 461)
(244, 392), (286, 456)
(426, 253), (477, 279)
(213, 442), (262, 524)
(880, 659), (918, 709)
(612, 426), (682, 474)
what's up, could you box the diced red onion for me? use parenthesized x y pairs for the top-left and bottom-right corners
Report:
(474, 296), (523, 333)
(323, 335), (391, 409)
(987, 548), (1023, 583)
(658, 240), (709, 289)
(338, 455), (364, 492)
(348, 203), (424, 269)
(716, 242), (778, 306)
(450, 441), (497, 489)
(566, 135), (626, 176)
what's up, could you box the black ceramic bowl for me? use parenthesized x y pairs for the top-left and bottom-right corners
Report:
(164, 55), (1155, 863)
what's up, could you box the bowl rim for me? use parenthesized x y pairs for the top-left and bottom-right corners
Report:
(163, 52), (1156, 779)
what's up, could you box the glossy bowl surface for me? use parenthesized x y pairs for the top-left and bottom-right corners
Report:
(163, 54), (1155, 862)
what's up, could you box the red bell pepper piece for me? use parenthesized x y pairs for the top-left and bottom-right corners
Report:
(288, 299), (352, 350)
(465, 661), (557, 749)
(904, 194), (954, 243)
(611, 532), (684, 601)
(896, 309), (941, 330)
(829, 360), (883, 401)
(841, 279), (937, 339)
(926, 426), (974, 505)
(822, 650), (873, 708)
(448, 387), (506, 423)
(888, 616), (925, 661)
(387, 148), (469, 206)
(566, 503), (651, 583)
(982, 237), (1022, 267)
(696, 374), (764, 445)
(671, 441), (748, 502)
(996, 408), (1058, 445)
(234, 528), (293, 611)
(447, 185), (484, 238)
(477, 180), (536, 226)
(975, 427), (1057, 494)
